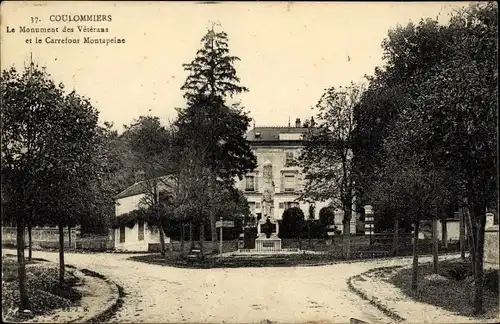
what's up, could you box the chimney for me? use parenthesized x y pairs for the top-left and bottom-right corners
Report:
(295, 118), (301, 128)
(134, 170), (145, 183)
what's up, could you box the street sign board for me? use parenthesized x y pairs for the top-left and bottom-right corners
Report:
(216, 220), (234, 228)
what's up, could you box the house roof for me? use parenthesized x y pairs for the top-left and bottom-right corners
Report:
(114, 175), (172, 200)
(246, 126), (313, 142)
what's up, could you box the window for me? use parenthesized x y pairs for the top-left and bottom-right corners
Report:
(119, 226), (125, 243)
(279, 203), (284, 209)
(279, 133), (302, 140)
(245, 176), (255, 191)
(138, 220), (144, 241)
(284, 175), (295, 191)
(256, 202), (261, 209)
(284, 201), (299, 210)
(285, 152), (294, 166)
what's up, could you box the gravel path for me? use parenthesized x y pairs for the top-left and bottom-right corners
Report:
(3, 249), (458, 323)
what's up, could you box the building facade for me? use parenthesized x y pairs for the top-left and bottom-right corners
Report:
(112, 173), (171, 252)
(236, 119), (356, 233)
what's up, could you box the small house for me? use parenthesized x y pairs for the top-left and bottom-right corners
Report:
(112, 172), (172, 252)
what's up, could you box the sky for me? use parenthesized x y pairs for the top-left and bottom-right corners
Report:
(1, 1), (473, 132)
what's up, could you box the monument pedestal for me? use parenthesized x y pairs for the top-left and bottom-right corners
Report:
(255, 235), (282, 252)
(255, 216), (282, 252)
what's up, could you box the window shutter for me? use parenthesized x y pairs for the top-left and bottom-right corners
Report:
(255, 175), (259, 191)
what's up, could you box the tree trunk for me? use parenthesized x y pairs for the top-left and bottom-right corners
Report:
(68, 225), (72, 250)
(393, 218), (399, 256)
(189, 222), (194, 251)
(58, 223), (65, 285)
(308, 221), (312, 248)
(411, 215), (420, 291)
(210, 213), (216, 254)
(159, 224), (166, 257)
(442, 208), (450, 250)
(180, 222), (185, 257)
(27, 218), (32, 261)
(297, 230), (302, 251)
(342, 210), (351, 260)
(16, 214), (29, 310)
(209, 177), (217, 254)
(465, 209), (477, 276)
(459, 208), (466, 260)
(199, 221), (205, 260)
(472, 205), (486, 315)
(432, 217), (439, 274)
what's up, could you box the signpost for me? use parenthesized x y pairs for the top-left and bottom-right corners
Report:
(216, 218), (235, 255)
(364, 205), (374, 245)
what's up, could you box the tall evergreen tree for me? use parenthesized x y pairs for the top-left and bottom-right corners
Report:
(181, 26), (248, 103)
(176, 26), (256, 253)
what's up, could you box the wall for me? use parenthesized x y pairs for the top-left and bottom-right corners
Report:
(114, 221), (148, 252)
(2, 226), (78, 248)
(236, 146), (303, 195)
(1, 226), (113, 251)
(418, 219), (463, 242)
(238, 145), (341, 221)
(115, 193), (145, 216)
(484, 225), (499, 270)
(114, 221), (170, 252)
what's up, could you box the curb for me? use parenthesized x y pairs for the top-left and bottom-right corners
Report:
(76, 269), (124, 324)
(347, 266), (406, 323)
(345, 256), (464, 324)
(296, 252), (464, 268)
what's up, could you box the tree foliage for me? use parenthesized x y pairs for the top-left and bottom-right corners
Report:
(300, 83), (363, 209)
(281, 207), (305, 243)
(181, 26), (248, 103)
(1, 60), (111, 303)
(176, 25), (256, 252)
(355, 2), (497, 313)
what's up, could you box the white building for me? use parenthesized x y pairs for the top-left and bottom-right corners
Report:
(112, 173), (171, 252)
(236, 119), (357, 234)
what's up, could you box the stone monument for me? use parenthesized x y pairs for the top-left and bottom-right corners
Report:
(255, 160), (282, 252)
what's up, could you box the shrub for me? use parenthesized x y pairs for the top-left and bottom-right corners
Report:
(440, 262), (471, 280)
(484, 270), (499, 296)
(319, 207), (335, 225)
(281, 207), (305, 239)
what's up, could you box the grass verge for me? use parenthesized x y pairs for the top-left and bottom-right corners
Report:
(128, 250), (464, 269)
(387, 259), (499, 319)
(1, 256), (82, 322)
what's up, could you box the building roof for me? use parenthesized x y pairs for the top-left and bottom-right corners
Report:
(114, 175), (172, 200)
(246, 126), (313, 142)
